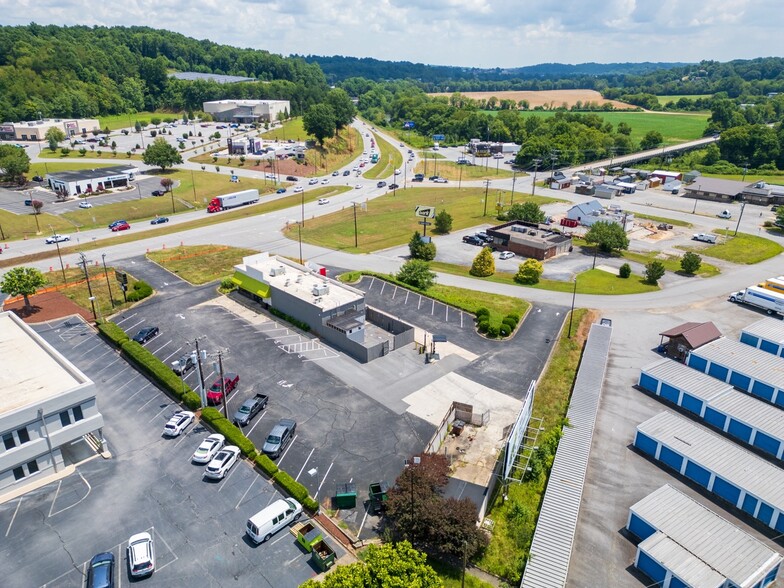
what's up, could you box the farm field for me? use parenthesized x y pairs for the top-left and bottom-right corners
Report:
(428, 89), (633, 109)
(655, 94), (713, 104)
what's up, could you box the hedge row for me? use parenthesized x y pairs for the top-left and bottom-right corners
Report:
(200, 407), (256, 457)
(268, 307), (310, 332)
(273, 470), (319, 511)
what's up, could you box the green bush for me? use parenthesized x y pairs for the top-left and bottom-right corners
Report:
(268, 307), (310, 332)
(220, 277), (237, 292)
(273, 470), (309, 503)
(477, 320), (489, 333)
(254, 453), (279, 477)
(507, 312), (521, 323)
(96, 321), (130, 345)
(502, 316), (518, 329)
(200, 409), (256, 457)
(126, 280), (153, 302)
(303, 497), (320, 512)
(475, 307), (490, 319)
(121, 340), (195, 403)
(618, 263), (632, 278)
(182, 392), (202, 411)
(499, 323), (511, 337)
(486, 325), (499, 338)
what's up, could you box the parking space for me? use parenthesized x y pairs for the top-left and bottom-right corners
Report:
(0, 316), (340, 587)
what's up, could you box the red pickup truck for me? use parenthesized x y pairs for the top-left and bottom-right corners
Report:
(207, 373), (239, 405)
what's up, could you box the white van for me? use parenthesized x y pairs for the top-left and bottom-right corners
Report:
(246, 498), (302, 544)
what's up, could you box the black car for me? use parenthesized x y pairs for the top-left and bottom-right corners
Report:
(132, 326), (159, 344)
(151, 190), (165, 196)
(388, 183), (399, 190)
(342, 170), (351, 176)
(286, 175), (298, 181)
(462, 235), (483, 246)
(376, 181), (387, 188)
(32, 175), (43, 182)
(150, 216), (169, 225)
(86, 552), (115, 588)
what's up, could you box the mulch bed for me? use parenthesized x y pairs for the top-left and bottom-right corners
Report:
(3, 290), (93, 324)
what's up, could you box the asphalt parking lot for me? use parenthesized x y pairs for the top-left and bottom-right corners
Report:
(0, 316), (340, 588)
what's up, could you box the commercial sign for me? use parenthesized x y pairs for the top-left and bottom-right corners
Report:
(403, 121), (415, 129)
(0, 124), (14, 134)
(414, 205), (436, 219)
(432, 134), (445, 141)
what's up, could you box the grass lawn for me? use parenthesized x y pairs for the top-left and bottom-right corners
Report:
(38, 148), (143, 160)
(147, 245), (257, 284)
(62, 193), (194, 228)
(38, 267), (145, 319)
(477, 309), (593, 582)
(427, 557), (495, 588)
(419, 151), (446, 160)
(429, 262), (660, 294)
(261, 117), (309, 142)
(363, 132), (403, 180)
(28, 161), (118, 177)
(680, 230), (784, 264)
(509, 110), (708, 145)
(98, 112), (186, 131)
(284, 187), (562, 253)
(415, 160), (514, 181)
(700, 172), (784, 185)
(0, 208), (75, 240)
(621, 249), (721, 277)
(655, 94), (712, 104)
(633, 213), (692, 228)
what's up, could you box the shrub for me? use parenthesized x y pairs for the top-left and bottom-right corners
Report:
(502, 316), (517, 330)
(475, 307), (490, 319)
(120, 340), (196, 404)
(499, 323), (511, 337)
(60, 147), (71, 155)
(680, 251), (702, 274)
(126, 280), (153, 302)
(200, 409), (256, 457)
(273, 470), (309, 504)
(514, 258), (544, 284)
(469, 247), (495, 277)
(254, 453), (279, 477)
(303, 497), (320, 512)
(220, 277), (237, 292)
(477, 320), (489, 333)
(644, 260), (666, 285)
(97, 321), (130, 345)
(486, 325), (499, 338)
(268, 307), (310, 332)
(618, 263), (631, 278)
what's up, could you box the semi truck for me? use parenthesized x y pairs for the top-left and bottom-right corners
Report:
(207, 189), (259, 213)
(729, 286), (784, 316)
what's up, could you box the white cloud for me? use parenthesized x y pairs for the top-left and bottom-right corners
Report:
(1, 0), (781, 67)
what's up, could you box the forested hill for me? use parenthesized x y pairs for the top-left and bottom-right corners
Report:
(0, 24), (328, 122)
(300, 54), (687, 83)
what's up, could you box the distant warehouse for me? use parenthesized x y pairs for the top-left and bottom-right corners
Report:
(203, 99), (290, 124)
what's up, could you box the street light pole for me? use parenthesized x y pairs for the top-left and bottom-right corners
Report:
(568, 276), (577, 338)
(483, 180), (490, 216)
(101, 254), (115, 309)
(297, 222), (303, 265)
(734, 201), (746, 236)
(511, 170), (517, 206)
(531, 159), (541, 198)
(352, 202), (359, 247)
(77, 252), (97, 321)
(50, 226), (67, 285)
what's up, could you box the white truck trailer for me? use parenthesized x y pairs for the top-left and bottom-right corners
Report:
(729, 286), (784, 316)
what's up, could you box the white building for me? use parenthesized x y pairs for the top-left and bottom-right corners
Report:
(0, 312), (104, 494)
(0, 118), (101, 142)
(47, 165), (138, 197)
(203, 100), (290, 124)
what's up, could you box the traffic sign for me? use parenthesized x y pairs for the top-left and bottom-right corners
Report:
(414, 205), (436, 219)
(418, 221), (432, 226)
(432, 134), (445, 141)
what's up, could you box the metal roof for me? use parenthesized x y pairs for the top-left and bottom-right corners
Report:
(659, 321), (722, 348)
(711, 390), (784, 441)
(48, 165), (136, 183)
(690, 337), (784, 390)
(639, 532), (725, 588)
(742, 317), (784, 346)
(169, 72), (255, 84)
(521, 322), (612, 588)
(631, 484), (783, 587)
(641, 358), (733, 403)
(637, 412), (784, 509)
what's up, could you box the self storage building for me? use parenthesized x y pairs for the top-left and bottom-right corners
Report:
(634, 411), (784, 533)
(741, 317), (784, 359)
(686, 337), (784, 408)
(639, 359), (784, 462)
(627, 484), (782, 588)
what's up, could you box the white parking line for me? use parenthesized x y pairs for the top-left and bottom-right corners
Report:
(149, 339), (172, 354)
(47, 480), (62, 518)
(277, 435), (297, 465)
(404, 290), (409, 304)
(125, 319), (144, 333)
(5, 497), (22, 537)
(113, 313), (137, 325)
(294, 447), (315, 481)
(154, 528), (179, 573)
(162, 346), (183, 363)
(49, 471), (91, 517)
(89, 357), (122, 376)
(235, 477), (257, 510)
(218, 459), (242, 492)
(74, 341), (104, 357)
(71, 333), (96, 349)
(379, 281), (386, 296)
(316, 461), (334, 498)
(149, 405), (172, 423)
(245, 412), (266, 438)
(392, 286), (397, 299)
(137, 393), (163, 412)
(418, 294), (423, 309)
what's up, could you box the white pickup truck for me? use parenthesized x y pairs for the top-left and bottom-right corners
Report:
(692, 233), (717, 243)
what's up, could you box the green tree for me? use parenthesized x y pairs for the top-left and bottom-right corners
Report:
(160, 178), (174, 192)
(0, 145), (31, 182)
(397, 260), (436, 290)
(618, 263), (631, 278)
(702, 143), (721, 166)
(506, 201), (546, 223)
(470, 247), (495, 277)
(639, 130), (664, 150)
(408, 231), (436, 261)
(434, 210), (453, 234)
(645, 260), (666, 284)
(134, 121), (142, 133)
(45, 127), (66, 151)
(325, 88), (356, 131)
(680, 251), (702, 274)
(514, 258), (544, 284)
(776, 207), (784, 228)
(142, 137), (183, 171)
(0, 267), (47, 309)
(302, 103), (336, 145)
(616, 122), (632, 136)
(150, 117), (161, 127)
(300, 541), (439, 588)
(584, 221), (629, 253)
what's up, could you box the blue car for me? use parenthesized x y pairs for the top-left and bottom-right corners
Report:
(86, 552), (115, 587)
(150, 216), (169, 225)
(276, 188), (286, 194)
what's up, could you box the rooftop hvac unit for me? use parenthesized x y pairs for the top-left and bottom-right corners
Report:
(312, 284), (329, 296)
(296, 275), (303, 283)
(269, 266), (287, 277)
(528, 230), (537, 236)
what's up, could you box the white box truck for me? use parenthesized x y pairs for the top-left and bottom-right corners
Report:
(729, 286), (784, 316)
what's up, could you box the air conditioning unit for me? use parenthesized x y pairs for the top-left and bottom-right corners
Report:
(312, 284), (329, 296)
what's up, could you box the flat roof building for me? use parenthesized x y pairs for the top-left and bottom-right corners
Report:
(0, 312), (104, 495)
(627, 484), (782, 588)
(0, 118), (101, 142)
(169, 72), (255, 84)
(47, 165), (138, 197)
(204, 100), (290, 124)
(486, 220), (572, 261)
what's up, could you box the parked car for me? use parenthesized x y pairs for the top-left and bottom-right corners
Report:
(499, 251), (516, 260)
(476, 231), (492, 243)
(45, 234), (70, 244)
(276, 188), (286, 194)
(308, 178), (319, 185)
(318, 198), (330, 205)
(191, 434), (225, 464)
(717, 209), (732, 219)
(32, 175), (43, 182)
(493, 153), (504, 159)
(150, 216), (169, 225)
(127, 532), (155, 577)
(78, 201), (93, 209)
(376, 181), (387, 188)
(262, 419), (296, 458)
(293, 186), (304, 193)
(172, 354), (195, 375)
(286, 175), (298, 181)
(462, 235), (483, 245)
(204, 445), (241, 479)
(233, 394), (269, 427)
(151, 190), (165, 196)
(111, 221), (130, 232)
(207, 373), (239, 405)
(412, 174), (424, 182)
(354, 184), (362, 189)
(132, 326), (159, 344)
(86, 552), (115, 588)
(162, 411), (195, 437)
(321, 178), (329, 184)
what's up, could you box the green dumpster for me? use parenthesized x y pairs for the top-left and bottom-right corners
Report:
(311, 539), (336, 571)
(294, 521), (323, 552)
(335, 483), (357, 509)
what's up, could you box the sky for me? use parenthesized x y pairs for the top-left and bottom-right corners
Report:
(2, 0), (782, 68)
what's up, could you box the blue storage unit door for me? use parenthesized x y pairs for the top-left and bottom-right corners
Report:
(764, 564), (780, 586)
(627, 513), (656, 541)
(687, 354), (708, 372)
(760, 340), (779, 355)
(658, 445), (684, 472)
(727, 418), (754, 443)
(740, 332), (759, 347)
(751, 381), (775, 403)
(775, 511), (784, 534)
(757, 502), (775, 527)
(742, 493), (759, 516)
(634, 431), (659, 457)
(684, 461), (712, 487)
(712, 476), (742, 506)
(680, 393), (704, 415)
(707, 362), (729, 381)
(729, 371), (752, 390)
(660, 383), (681, 404)
(752, 431), (782, 459)
(775, 391), (784, 409)
(639, 372), (660, 393)
(703, 406), (728, 430)
(636, 550), (667, 585)
(669, 575), (689, 588)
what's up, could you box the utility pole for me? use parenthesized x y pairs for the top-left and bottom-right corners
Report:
(352, 202), (358, 247)
(218, 351), (229, 417)
(50, 226), (67, 285)
(531, 158), (541, 197)
(510, 169), (517, 205)
(101, 254), (115, 309)
(300, 190), (305, 228)
(77, 252), (97, 321)
(194, 338), (206, 405)
(734, 200), (746, 236)
(549, 150), (559, 183)
(483, 180), (490, 216)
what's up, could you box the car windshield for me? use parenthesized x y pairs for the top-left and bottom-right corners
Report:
(267, 435), (281, 444)
(239, 405), (250, 414)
